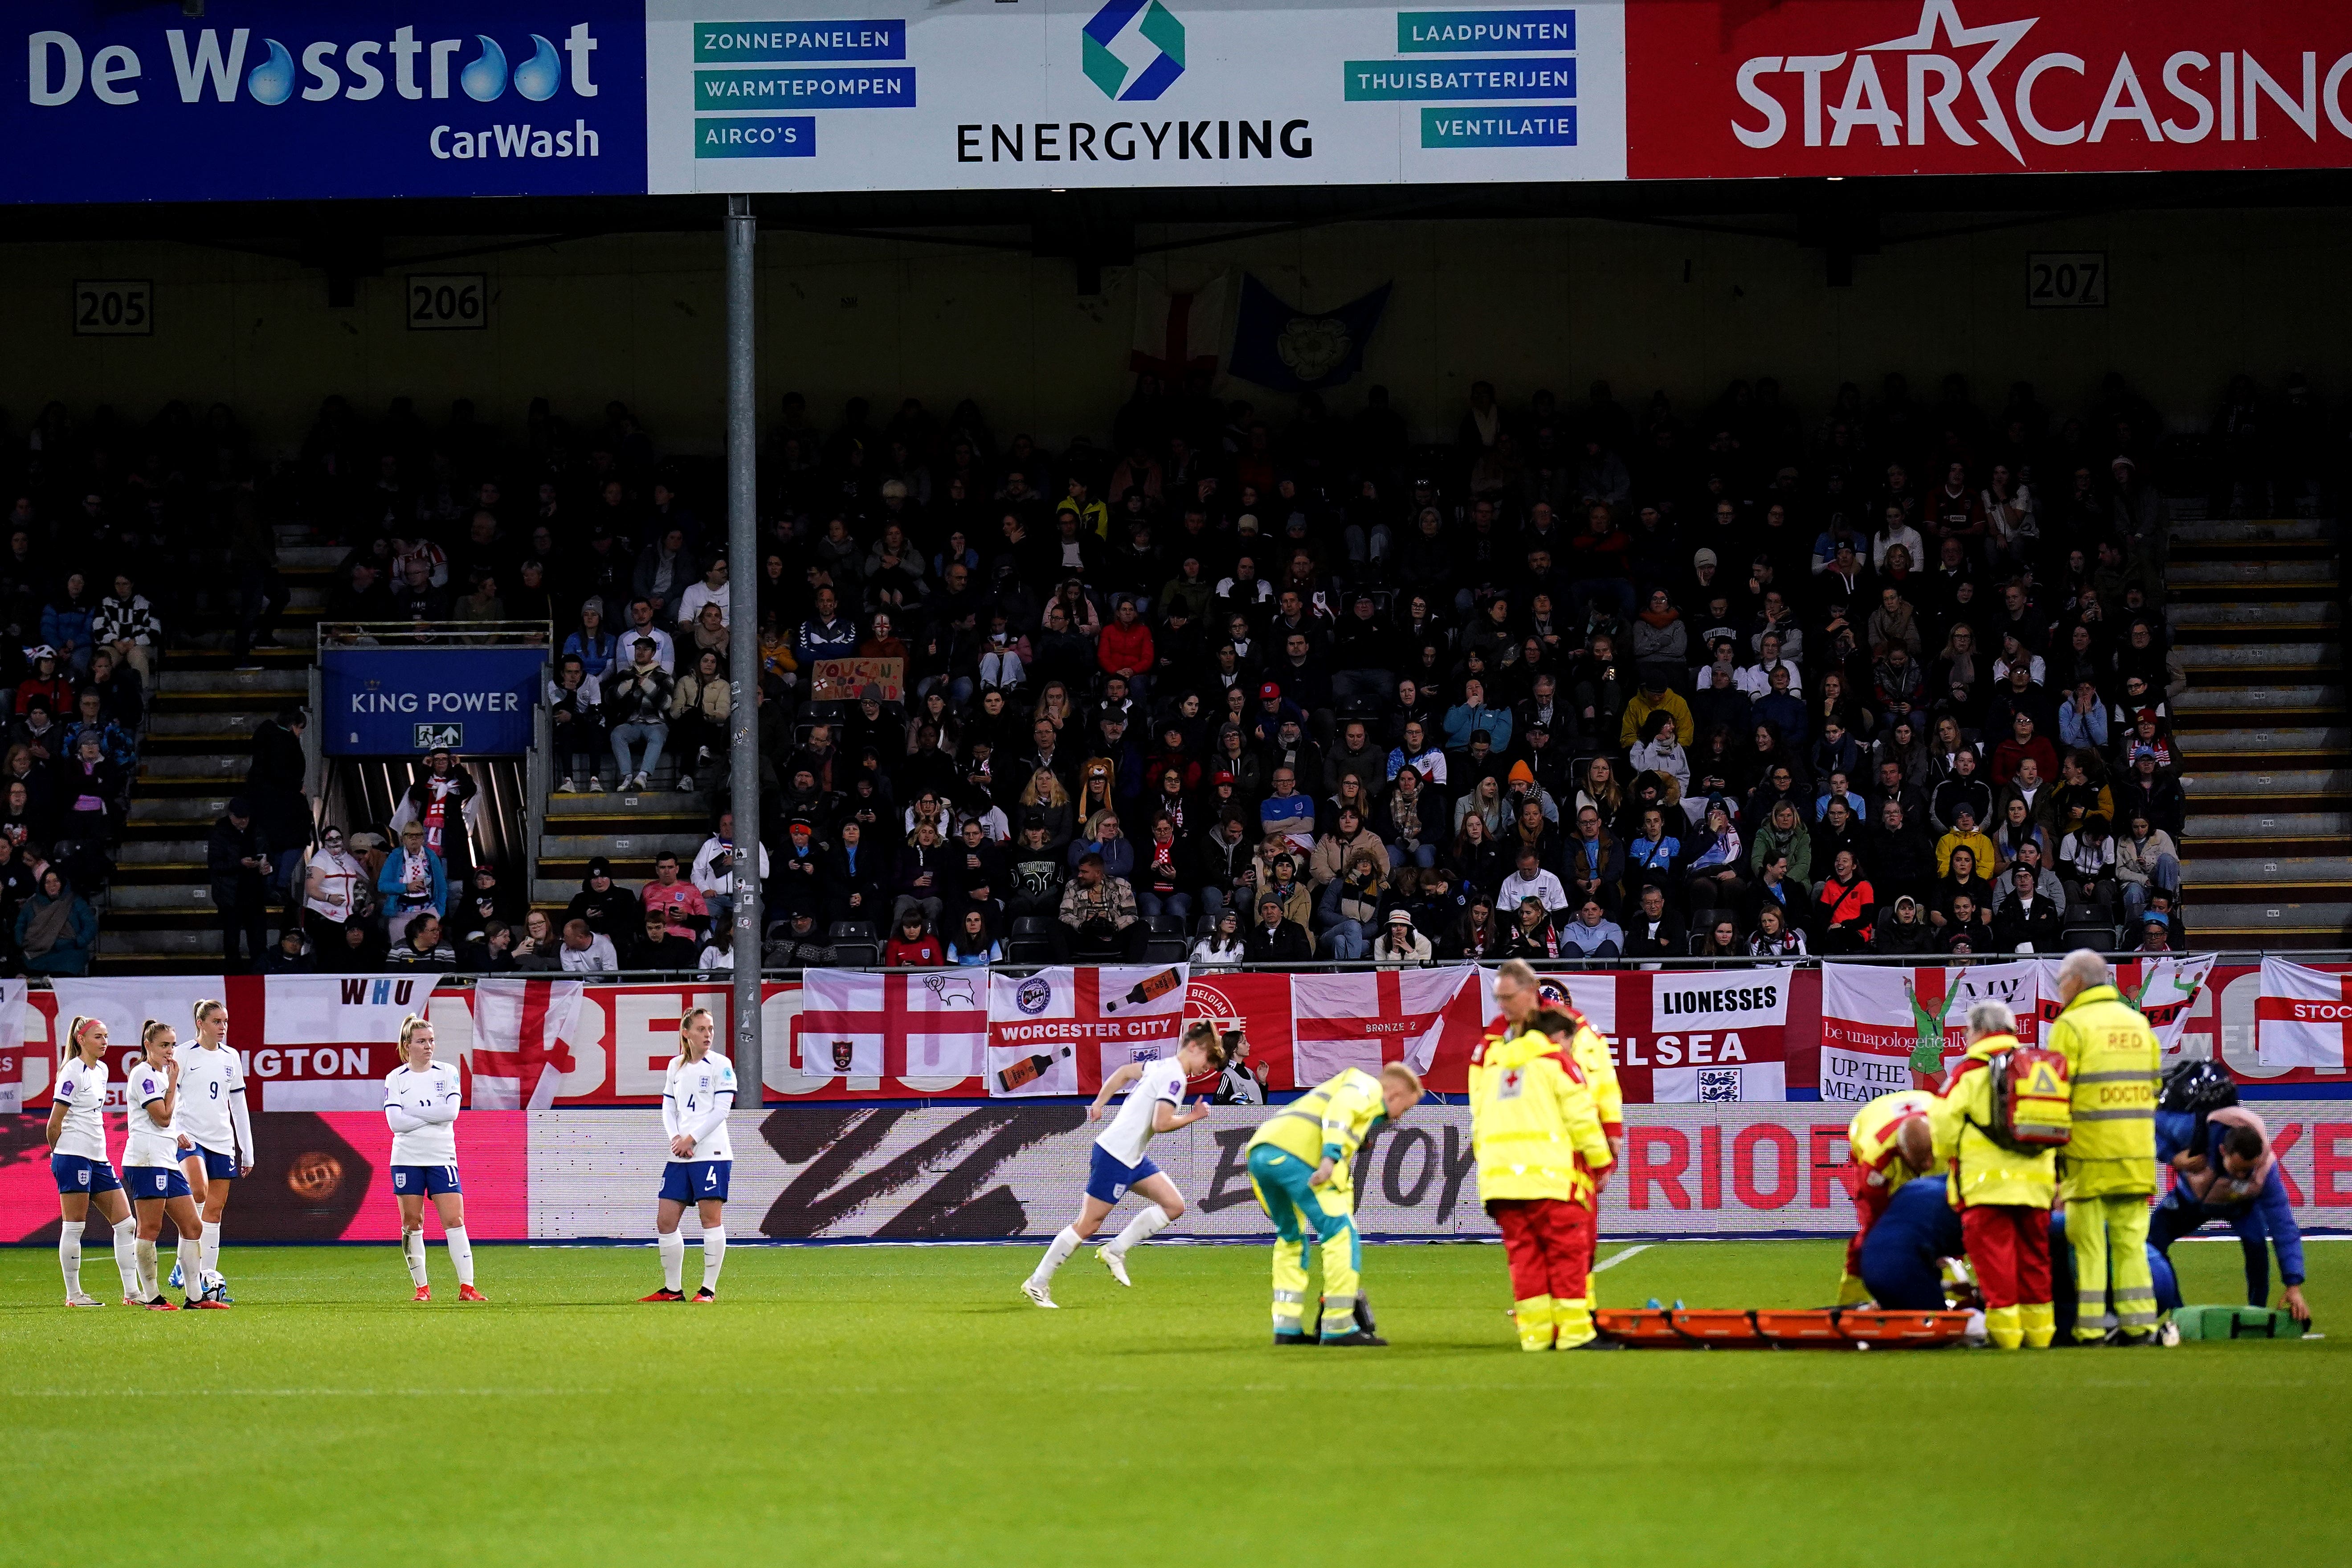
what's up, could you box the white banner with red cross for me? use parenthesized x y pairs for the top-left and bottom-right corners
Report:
(1817, 961), (2042, 1107)
(2257, 958), (2352, 1071)
(1290, 966), (1485, 1083)
(2029, 955), (2217, 1051)
(800, 968), (989, 1084)
(468, 978), (588, 1110)
(986, 964), (1188, 1098)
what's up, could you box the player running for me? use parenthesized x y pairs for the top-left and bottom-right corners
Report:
(382, 1015), (484, 1303)
(644, 1006), (735, 1304)
(122, 1020), (218, 1311)
(167, 999), (251, 1305)
(1245, 1062), (1423, 1346)
(45, 1016), (140, 1307)
(1022, 1021), (1225, 1308)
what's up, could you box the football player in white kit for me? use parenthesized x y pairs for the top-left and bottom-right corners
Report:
(168, 999), (251, 1304)
(641, 1006), (735, 1303)
(122, 1020), (220, 1311)
(382, 1014), (485, 1303)
(1022, 1021), (1224, 1308)
(44, 1016), (141, 1306)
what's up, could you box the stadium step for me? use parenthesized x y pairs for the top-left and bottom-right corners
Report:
(2171, 640), (2340, 670)
(2168, 559), (2339, 589)
(2184, 902), (2352, 948)
(2172, 685), (2342, 722)
(2185, 858), (2352, 896)
(156, 667), (309, 695)
(2168, 601), (2340, 631)
(2176, 725), (2352, 767)
(2182, 768), (2352, 801)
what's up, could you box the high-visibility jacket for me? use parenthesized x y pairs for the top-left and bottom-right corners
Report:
(1247, 1067), (1387, 1195)
(2046, 982), (2161, 1198)
(1489, 1009), (1621, 1140)
(1849, 1089), (1936, 1194)
(1928, 1033), (2058, 1209)
(1470, 1029), (1616, 1205)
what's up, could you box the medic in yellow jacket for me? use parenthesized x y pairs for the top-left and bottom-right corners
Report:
(2046, 950), (2164, 1342)
(1471, 1012), (1617, 1349)
(1245, 1064), (1424, 1345)
(1837, 1089), (1937, 1305)
(1927, 1001), (2058, 1349)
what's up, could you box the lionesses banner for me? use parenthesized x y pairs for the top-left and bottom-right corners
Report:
(1625, 0), (2352, 179)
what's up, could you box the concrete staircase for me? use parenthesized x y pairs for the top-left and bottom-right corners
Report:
(2167, 516), (2351, 950)
(99, 525), (339, 972)
(532, 766), (715, 918)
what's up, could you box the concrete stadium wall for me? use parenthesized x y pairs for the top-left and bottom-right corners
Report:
(4, 205), (2349, 459)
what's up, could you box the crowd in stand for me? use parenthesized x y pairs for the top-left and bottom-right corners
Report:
(9, 367), (2334, 971)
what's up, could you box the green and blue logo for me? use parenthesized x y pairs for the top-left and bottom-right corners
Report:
(1082, 0), (1185, 101)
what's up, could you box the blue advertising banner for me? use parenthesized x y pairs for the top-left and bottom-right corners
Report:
(322, 646), (545, 757)
(2, 2), (646, 204)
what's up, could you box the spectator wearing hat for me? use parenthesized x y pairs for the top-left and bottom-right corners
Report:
(2116, 747), (2186, 840)
(1245, 890), (1311, 962)
(205, 797), (276, 971)
(605, 633), (675, 791)
(1374, 906), (1433, 965)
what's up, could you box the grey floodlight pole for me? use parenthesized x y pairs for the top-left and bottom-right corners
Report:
(724, 192), (763, 1098)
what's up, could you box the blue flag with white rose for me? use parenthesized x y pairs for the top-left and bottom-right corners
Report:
(1226, 273), (1392, 393)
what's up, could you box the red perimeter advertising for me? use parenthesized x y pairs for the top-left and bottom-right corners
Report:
(1626, 0), (2352, 179)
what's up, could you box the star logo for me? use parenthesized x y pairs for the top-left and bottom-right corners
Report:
(1863, 0), (2039, 163)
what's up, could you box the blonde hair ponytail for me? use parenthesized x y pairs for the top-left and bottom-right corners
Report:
(192, 998), (225, 1027)
(397, 1013), (430, 1050)
(63, 1014), (97, 1066)
(678, 1006), (715, 1059)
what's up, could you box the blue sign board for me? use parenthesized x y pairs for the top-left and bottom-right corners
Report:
(1, 2), (645, 203)
(322, 646), (546, 757)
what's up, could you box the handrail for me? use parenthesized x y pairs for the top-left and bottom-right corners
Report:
(31, 950), (2343, 990)
(315, 621), (554, 647)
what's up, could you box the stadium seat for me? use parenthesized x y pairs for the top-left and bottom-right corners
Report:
(2063, 923), (2122, 953)
(829, 919), (880, 967)
(1007, 915), (1059, 964)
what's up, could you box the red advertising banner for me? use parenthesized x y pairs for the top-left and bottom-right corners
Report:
(1626, 0), (2352, 180)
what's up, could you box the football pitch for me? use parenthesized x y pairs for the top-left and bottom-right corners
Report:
(4, 1239), (2345, 1568)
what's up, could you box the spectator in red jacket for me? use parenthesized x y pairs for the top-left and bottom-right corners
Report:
(882, 907), (946, 967)
(1096, 593), (1156, 702)
(1988, 711), (2059, 788)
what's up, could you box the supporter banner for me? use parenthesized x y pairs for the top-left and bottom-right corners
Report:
(2255, 957), (2352, 1071)
(987, 964), (1189, 1097)
(519, 1098), (2352, 1239)
(799, 968), (986, 1083)
(1474, 966), (1796, 1102)
(1817, 960), (2040, 1106)
(1291, 965), (1482, 1084)
(1, 2), (648, 204)
(255, 974), (455, 1111)
(643, 0), (1629, 194)
(1625, 0), (2352, 181)
(469, 976), (589, 1109)
(0, 982), (30, 1115)
(1181, 969), (1293, 1094)
(2029, 954), (2217, 1049)
(320, 646), (549, 757)
(808, 656), (904, 703)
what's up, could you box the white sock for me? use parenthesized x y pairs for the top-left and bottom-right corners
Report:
(700, 1225), (727, 1291)
(1105, 1205), (1172, 1259)
(402, 1230), (429, 1287)
(659, 1230), (685, 1292)
(59, 1229), (82, 1295)
(135, 1239), (159, 1300)
(113, 1218), (140, 1296)
(200, 1229), (220, 1280)
(445, 1227), (475, 1287)
(176, 1235), (203, 1302)
(1033, 1227), (1082, 1284)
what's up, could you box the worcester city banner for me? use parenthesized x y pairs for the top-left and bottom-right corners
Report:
(644, 0), (1628, 191)
(321, 645), (548, 756)
(2, 1), (647, 204)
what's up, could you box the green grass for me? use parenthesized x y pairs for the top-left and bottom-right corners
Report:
(3, 1238), (2347, 1567)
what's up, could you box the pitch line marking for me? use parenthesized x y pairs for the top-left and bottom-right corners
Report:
(1591, 1244), (1650, 1274)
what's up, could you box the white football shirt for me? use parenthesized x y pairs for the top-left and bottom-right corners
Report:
(662, 1052), (737, 1162)
(172, 1043), (245, 1154)
(51, 1057), (108, 1160)
(121, 1060), (181, 1171)
(383, 1062), (462, 1166)
(1095, 1057), (1188, 1167)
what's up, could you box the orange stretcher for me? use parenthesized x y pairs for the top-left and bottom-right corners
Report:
(1592, 1307), (1973, 1349)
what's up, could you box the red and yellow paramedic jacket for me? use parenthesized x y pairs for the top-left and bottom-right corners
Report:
(1470, 1029), (1616, 1206)
(1848, 1089), (1935, 1196)
(1927, 1033), (2058, 1210)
